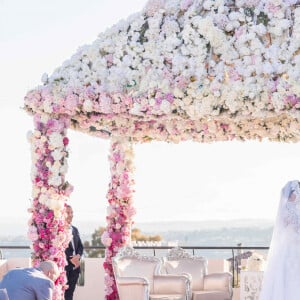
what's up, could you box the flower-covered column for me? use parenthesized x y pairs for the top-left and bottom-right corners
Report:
(27, 114), (73, 300)
(102, 137), (136, 300)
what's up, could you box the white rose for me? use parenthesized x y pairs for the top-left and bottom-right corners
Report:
(271, 92), (285, 110)
(83, 99), (93, 112)
(269, 26), (283, 37)
(45, 161), (52, 168)
(262, 62), (274, 74)
(225, 23), (234, 32)
(129, 103), (143, 116)
(43, 99), (53, 114)
(203, 0), (213, 10)
(160, 100), (171, 114)
(239, 46), (251, 56)
(149, 98), (156, 106)
(39, 193), (48, 205)
(40, 136), (47, 143)
(164, 0), (179, 14)
(174, 87), (184, 98)
(50, 161), (61, 174)
(254, 24), (266, 36)
(33, 130), (41, 138)
(48, 175), (62, 187)
(40, 114), (50, 124)
(49, 132), (64, 149)
(32, 187), (40, 198)
(52, 149), (64, 161)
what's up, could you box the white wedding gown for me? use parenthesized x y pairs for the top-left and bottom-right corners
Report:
(260, 180), (300, 300)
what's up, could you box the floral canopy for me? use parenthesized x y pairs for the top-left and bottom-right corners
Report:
(24, 0), (300, 299)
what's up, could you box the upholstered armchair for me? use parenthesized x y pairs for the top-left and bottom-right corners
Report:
(164, 247), (233, 300)
(112, 246), (191, 300)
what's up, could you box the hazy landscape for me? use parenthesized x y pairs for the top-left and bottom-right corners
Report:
(0, 219), (273, 259)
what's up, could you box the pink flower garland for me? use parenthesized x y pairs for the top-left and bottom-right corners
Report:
(27, 114), (73, 300)
(102, 138), (135, 299)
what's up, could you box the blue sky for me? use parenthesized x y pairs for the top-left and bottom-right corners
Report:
(1, 0), (300, 232)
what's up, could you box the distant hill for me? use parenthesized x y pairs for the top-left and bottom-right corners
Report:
(0, 218), (273, 236)
(0, 219), (273, 259)
(134, 219), (274, 232)
(134, 220), (273, 259)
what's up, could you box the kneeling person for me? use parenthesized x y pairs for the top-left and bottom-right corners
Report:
(0, 260), (59, 300)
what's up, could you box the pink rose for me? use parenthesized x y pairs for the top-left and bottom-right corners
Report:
(63, 137), (69, 146)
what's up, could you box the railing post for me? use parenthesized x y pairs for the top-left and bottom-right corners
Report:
(231, 248), (235, 288)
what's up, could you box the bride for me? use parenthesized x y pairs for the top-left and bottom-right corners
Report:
(260, 180), (300, 300)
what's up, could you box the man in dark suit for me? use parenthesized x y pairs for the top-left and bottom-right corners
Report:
(65, 205), (84, 300)
(0, 260), (59, 300)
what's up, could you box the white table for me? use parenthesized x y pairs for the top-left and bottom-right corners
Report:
(240, 271), (264, 300)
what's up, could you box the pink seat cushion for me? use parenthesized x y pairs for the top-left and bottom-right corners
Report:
(193, 290), (230, 300)
(150, 295), (185, 300)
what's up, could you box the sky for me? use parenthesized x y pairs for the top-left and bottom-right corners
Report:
(1, 0), (300, 234)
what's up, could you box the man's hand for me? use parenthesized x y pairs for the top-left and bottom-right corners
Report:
(70, 254), (81, 269)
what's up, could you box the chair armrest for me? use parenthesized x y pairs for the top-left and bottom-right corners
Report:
(181, 272), (192, 281)
(117, 276), (149, 286)
(153, 274), (191, 295)
(204, 272), (233, 294)
(116, 277), (149, 300)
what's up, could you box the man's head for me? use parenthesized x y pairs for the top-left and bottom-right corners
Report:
(39, 260), (59, 281)
(65, 205), (73, 225)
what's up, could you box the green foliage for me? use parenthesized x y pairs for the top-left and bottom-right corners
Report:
(84, 227), (106, 258)
(131, 228), (162, 242)
(257, 12), (269, 26)
(84, 227), (163, 258)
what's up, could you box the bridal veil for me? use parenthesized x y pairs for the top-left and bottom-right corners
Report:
(260, 180), (300, 300)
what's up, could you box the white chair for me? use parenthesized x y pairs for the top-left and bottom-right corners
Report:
(164, 247), (233, 300)
(112, 246), (191, 300)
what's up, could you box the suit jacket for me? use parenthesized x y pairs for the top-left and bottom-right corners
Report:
(0, 268), (53, 300)
(65, 225), (84, 272)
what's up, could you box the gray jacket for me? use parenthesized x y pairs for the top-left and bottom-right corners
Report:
(0, 267), (53, 300)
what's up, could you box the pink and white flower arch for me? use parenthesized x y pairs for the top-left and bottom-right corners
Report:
(25, 0), (300, 298)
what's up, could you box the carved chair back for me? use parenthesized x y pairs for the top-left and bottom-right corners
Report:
(113, 246), (161, 293)
(164, 247), (208, 291)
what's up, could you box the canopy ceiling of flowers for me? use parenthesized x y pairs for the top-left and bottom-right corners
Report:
(24, 0), (300, 299)
(25, 0), (300, 143)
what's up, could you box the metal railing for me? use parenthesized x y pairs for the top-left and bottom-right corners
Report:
(0, 245), (269, 287)
(122, 245), (270, 287)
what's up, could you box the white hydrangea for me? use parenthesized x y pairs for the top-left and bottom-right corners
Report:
(48, 132), (64, 149)
(83, 99), (93, 112)
(164, 0), (180, 14)
(160, 100), (172, 114)
(48, 175), (62, 187)
(145, 0), (166, 16)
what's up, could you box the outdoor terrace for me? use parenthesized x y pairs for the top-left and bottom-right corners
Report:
(0, 245), (269, 300)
